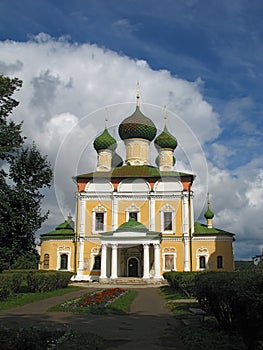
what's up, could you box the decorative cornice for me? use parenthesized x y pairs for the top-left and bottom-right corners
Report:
(162, 237), (182, 242)
(192, 236), (233, 242)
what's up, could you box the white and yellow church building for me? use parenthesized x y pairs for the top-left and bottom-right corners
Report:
(40, 96), (235, 282)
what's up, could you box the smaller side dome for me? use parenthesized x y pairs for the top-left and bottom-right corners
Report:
(154, 125), (177, 150)
(204, 207), (214, 219)
(93, 128), (117, 152)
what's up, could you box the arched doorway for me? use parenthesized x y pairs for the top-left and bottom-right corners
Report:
(128, 257), (139, 277)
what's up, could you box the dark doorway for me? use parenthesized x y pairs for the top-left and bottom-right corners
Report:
(128, 258), (139, 277)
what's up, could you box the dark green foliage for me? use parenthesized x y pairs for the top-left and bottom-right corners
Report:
(235, 260), (254, 271)
(11, 252), (39, 270)
(0, 273), (25, 299)
(163, 271), (198, 297)
(0, 74), (52, 270)
(0, 327), (105, 350)
(26, 271), (74, 292)
(194, 272), (263, 350)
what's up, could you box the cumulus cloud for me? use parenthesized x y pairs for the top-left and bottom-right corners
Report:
(0, 34), (261, 259)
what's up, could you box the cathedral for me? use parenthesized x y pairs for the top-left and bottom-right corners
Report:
(40, 94), (235, 281)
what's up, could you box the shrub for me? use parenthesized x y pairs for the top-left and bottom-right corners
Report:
(194, 271), (263, 350)
(163, 272), (197, 297)
(27, 271), (73, 293)
(0, 273), (24, 299)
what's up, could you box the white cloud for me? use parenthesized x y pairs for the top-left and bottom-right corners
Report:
(0, 34), (262, 259)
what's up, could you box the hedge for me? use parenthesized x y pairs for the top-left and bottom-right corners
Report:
(0, 271), (74, 298)
(194, 271), (263, 350)
(27, 271), (74, 292)
(163, 271), (198, 297)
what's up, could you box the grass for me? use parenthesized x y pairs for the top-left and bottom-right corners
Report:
(160, 286), (246, 350)
(49, 289), (138, 314)
(0, 286), (82, 310)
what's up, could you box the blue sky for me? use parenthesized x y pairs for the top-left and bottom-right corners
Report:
(0, 0), (262, 259)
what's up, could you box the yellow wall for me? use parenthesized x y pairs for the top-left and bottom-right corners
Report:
(40, 240), (75, 272)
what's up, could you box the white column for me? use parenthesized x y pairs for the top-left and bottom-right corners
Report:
(182, 192), (190, 271)
(112, 195), (118, 231)
(100, 244), (107, 279)
(190, 193), (194, 234)
(154, 243), (161, 279)
(111, 244), (118, 279)
(183, 236), (190, 272)
(143, 243), (150, 279)
(77, 237), (84, 272)
(182, 193), (189, 234)
(149, 196), (155, 231)
(80, 196), (85, 237)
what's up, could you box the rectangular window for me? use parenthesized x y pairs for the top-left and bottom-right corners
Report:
(217, 256), (223, 269)
(199, 256), (206, 269)
(164, 212), (173, 231)
(129, 212), (138, 221)
(93, 256), (101, 270)
(95, 212), (104, 231)
(165, 254), (175, 270)
(43, 254), (49, 269)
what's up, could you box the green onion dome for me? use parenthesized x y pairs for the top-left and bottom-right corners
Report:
(112, 152), (123, 167)
(118, 106), (157, 141)
(93, 128), (117, 152)
(204, 206), (214, 219)
(154, 125), (177, 150)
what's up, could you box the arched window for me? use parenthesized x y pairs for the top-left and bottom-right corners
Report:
(217, 256), (223, 269)
(60, 254), (68, 270)
(199, 256), (206, 269)
(43, 254), (49, 269)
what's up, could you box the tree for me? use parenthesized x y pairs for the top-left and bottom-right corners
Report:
(0, 74), (52, 271)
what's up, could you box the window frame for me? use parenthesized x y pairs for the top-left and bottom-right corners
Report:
(92, 204), (107, 233)
(217, 255), (223, 269)
(160, 204), (175, 234)
(43, 254), (49, 269)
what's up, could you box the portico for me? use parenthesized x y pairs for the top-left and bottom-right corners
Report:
(99, 218), (162, 282)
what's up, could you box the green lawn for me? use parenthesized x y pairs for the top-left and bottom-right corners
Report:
(0, 286), (82, 310)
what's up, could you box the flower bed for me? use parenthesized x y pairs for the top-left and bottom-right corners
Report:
(58, 288), (127, 313)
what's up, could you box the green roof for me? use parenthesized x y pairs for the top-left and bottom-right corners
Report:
(117, 217), (147, 232)
(194, 222), (234, 237)
(40, 220), (75, 241)
(118, 106), (157, 141)
(75, 165), (194, 180)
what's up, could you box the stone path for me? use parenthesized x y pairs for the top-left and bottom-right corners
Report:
(0, 287), (186, 350)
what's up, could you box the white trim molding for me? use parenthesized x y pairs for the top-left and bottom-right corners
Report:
(162, 247), (177, 271)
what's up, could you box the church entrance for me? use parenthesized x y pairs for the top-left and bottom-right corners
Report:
(128, 257), (139, 277)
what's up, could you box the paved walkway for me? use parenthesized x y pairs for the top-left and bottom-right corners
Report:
(0, 286), (186, 350)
